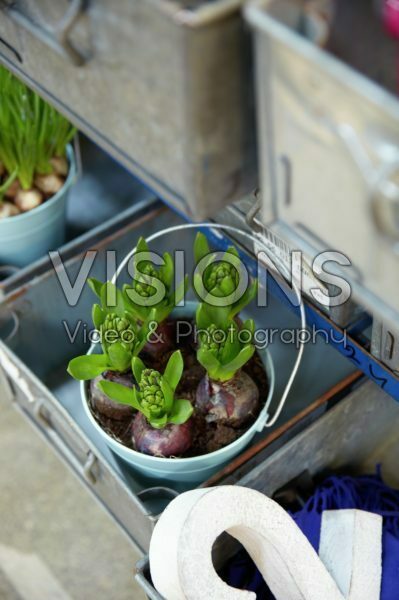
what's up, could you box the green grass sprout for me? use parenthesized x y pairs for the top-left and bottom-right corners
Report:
(0, 66), (76, 190)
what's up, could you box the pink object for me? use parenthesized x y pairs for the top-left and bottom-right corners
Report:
(383, 0), (399, 38)
(382, 0), (399, 92)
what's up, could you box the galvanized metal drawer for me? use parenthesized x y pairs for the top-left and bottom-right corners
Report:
(136, 378), (399, 598)
(245, 0), (399, 328)
(0, 345), (163, 554)
(0, 199), (356, 551)
(0, 200), (184, 553)
(0, 0), (256, 219)
(223, 379), (399, 490)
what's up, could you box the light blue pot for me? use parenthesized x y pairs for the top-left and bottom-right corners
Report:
(0, 145), (76, 268)
(81, 302), (275, 484)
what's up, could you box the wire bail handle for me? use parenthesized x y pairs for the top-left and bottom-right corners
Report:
(112, 222), (306, 429)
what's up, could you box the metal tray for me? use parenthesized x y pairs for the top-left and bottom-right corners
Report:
(245, 0), (399, 329)
(0, 201), (356, 552)
(0, 0), (256, 219)
(136, 378), (399, 598)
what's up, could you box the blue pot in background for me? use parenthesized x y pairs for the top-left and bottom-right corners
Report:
(0, 144), (76, 268)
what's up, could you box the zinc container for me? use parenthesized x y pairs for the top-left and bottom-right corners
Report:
(0, 0), (256, 219)
(0, 197), (356, 551)
(245, 0), (399, 329)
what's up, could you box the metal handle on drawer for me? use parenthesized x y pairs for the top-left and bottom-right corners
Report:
(6, 0), (86, 66)
(113, 221), (306, 430)
(0, 347), (35, 403)
(0, 309), (19, 344)
(34, 398), (98, 485)
(334, 123), (399, 247)
(137, 487), (179, 521)
(0, 264), (20, 280)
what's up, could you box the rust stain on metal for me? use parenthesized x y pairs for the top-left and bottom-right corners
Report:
(3, 284), (31, 303)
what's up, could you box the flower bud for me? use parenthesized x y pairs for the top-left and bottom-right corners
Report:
(206, 260), (238, 292)
(101, 313), (135, 350)
(140, 368), (165, 415)
(134, 264), (158, 297)
(201, 324), (226, 357)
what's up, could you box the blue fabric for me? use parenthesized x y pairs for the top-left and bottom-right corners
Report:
(222, 470), (399, 599)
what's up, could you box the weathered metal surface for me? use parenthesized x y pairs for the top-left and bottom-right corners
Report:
(216, 194), (366, 329)
(0, 200), (183, 553)
(0, 197), (356, 551)
(0, 0), (256, 219)
(136, 557), (164, 600)
(371, 319), (399, 375)
(246, 0), (399, 329)
(210, 204), (399, 402)
(239, 379), (399, 494)
(201, 369), (364, 487)
(0, 345), (158, 554)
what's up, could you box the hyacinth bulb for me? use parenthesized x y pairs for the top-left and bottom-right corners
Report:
(90, 371), (135, 420)
(132, 412), (193, 457)
(196, 371), (259, 428)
